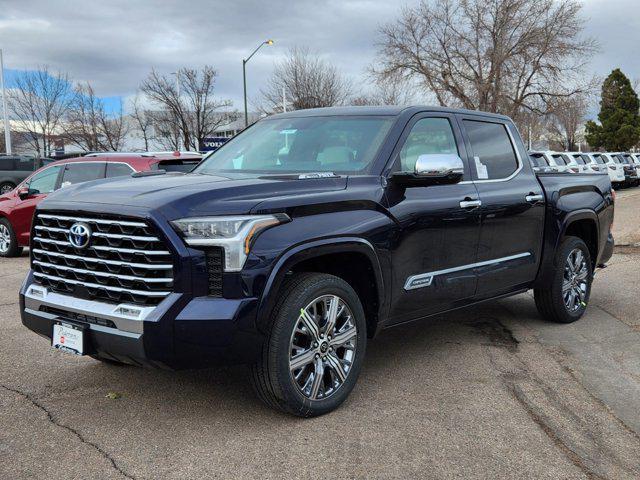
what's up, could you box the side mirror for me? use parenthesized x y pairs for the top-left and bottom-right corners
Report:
(391, 154), (465, 187)
(17, 187), (30, 200)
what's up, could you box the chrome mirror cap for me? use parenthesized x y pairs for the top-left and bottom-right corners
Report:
(414, 154), (465, 178)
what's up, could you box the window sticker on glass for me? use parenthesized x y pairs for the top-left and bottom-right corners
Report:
(474, 156), (489, 179)
(280, 129), (297, 135)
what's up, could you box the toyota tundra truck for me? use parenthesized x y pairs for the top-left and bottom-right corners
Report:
(20, 106), (615, 417)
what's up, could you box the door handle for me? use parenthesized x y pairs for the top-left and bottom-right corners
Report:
(525, 193), (544, 203)
(459, 199), (482, 209)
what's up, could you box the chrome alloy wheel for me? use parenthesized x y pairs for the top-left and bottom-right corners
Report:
(0, 184), (13, 195)
(563, 248), (589, 312)
(289, 295), (357, 400)
(0, 224), (10, 253)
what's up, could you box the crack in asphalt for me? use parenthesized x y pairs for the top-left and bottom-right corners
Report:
(0, 384), (136, 480)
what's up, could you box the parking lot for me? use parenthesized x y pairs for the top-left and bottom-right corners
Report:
(0, 189), (638, 479)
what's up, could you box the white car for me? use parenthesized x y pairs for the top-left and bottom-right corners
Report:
(529, 151), (564, 173)
(580, 153), (606, 174)
(550, 152), (580, 173)
(592, 152), (625, 188)
(618, 153), (640, 187)
(566, 152), (598, 173)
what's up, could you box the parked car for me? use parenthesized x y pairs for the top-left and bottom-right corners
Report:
(0, 152), (202, 257)
(592, 153), (625, 188)
(550, 152), (579, 173)
(20, 106), (614, 417)
(529, 151), (564, 173)
(581, 152), (606, 175)
(618, 153), (640, 187)
(630, 153), (640, 179)
(0, 155), (38, 194)
(611, 153), (639, 187)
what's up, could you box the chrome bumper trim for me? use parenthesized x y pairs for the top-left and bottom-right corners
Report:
(24, 284), (157, 334)
(25, 307), (142, 339)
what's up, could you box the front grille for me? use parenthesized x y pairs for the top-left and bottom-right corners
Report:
(31, 212), (174, 306)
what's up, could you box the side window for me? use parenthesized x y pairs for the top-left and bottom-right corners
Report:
(0, 157), (15, 171)
(16, 157), (35, 171)
(106, 163), (135, 178)
(61, 163), (106, 187)
(28, 166), (63, 194)
(463, 120), (519, 179)
(398, 117), (459, 172)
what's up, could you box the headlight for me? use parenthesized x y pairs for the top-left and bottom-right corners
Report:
(171, 214), (288, 272)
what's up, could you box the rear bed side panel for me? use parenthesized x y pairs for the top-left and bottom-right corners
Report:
(534, 173), (614, 287)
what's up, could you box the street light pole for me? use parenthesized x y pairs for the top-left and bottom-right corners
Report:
(243, 39), (273, 127)
(0, 49), (11, 155)
(171, 70), (181, 151)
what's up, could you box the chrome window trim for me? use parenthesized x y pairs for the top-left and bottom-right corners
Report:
(459, 122), (523, 185)
(404, 252), (532, 291)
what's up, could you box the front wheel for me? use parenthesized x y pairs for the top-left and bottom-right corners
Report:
(534, 236), (593, 323)
(0, 218), (23, 257)
(0, 182), (15, 195)
(251, 272), (367, 417)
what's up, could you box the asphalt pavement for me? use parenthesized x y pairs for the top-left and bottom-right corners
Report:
(1, 190), (640, 479)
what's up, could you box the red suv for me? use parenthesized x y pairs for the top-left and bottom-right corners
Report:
(0, 152), (201, 257)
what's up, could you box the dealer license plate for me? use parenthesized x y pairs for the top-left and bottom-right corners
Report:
(52, 322), (85, 356)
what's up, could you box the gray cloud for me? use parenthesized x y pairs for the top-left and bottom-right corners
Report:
(1, 0), (637, 110)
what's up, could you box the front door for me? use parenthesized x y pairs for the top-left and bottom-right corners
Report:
(385, 114), (481, 323)
(11, 165), (63, 245)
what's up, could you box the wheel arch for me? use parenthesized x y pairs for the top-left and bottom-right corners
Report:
(560, 211), (599, 267)
(256, 238), (386, 339)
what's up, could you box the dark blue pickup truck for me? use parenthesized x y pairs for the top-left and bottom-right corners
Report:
(20, 106), (614, 416)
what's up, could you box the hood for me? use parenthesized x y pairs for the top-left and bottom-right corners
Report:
(42, 172), (348, 219)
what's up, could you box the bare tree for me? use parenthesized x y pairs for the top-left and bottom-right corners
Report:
(260, 47), (352, 113)
(373, 0), (597, 118)
(8, 67), (72, 157)
(141, 66), (235, 150)
(351, 73), (416, 106)
(149, 110), (181, 151)
(129, 94), (154, 151)
(65, 82), (128, 152)
(547, 93), (590, 150)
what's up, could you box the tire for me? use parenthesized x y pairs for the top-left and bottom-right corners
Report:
(0, 182), (15, 195)
(250, 272), (367, 417)
(534, 236), (593, 323)
(0, 218), (23, 257)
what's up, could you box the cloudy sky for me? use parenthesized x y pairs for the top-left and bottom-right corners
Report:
(1, 0), (638, 114)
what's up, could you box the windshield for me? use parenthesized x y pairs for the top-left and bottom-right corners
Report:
(194, 115), (395, 175)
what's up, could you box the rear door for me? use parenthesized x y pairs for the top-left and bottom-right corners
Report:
(386, 113), (481, 322)
(458, 115), (545, 296)
(60, 162), (106, 188)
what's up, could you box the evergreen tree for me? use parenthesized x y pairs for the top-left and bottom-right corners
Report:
(585, 69), (640, 150)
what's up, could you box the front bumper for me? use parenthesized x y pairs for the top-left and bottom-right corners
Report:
(20, 273), (263, 369)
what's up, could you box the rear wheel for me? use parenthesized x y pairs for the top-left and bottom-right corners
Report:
(534, 236), (592, 323)
(0, 218), (22, 257)
(251, 272), (367, 417)
(0, 182), (15, 195)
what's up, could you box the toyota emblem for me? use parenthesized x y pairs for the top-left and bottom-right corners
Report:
(68, 222), (92, 249)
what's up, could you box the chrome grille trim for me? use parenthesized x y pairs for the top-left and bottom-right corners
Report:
(31, 248), (172, 270)
(33, 236), (170, 255)
(33, 260), (174, 284)
(33, 272), (171, 297)
(35, 225), (159, 242)
(38, 213), (147, 227)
